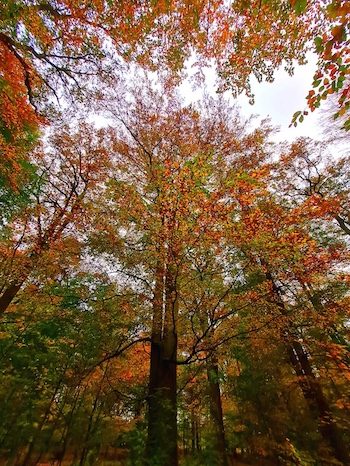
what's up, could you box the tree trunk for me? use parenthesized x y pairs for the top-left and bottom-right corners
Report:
(335, 214), (350, 236)
(206, 356), (228, 466)
(79, 370), (106, 466)
(0, 207), (78, 317)
(21, 379), (63, 466)
(190, 411), (200, 453)
(265, 270), (349, 465)
(0, 281), (24, 316)
(147, 264), (178, 466)
(288, 340), (349, 465)
(0, 248), (41, 316)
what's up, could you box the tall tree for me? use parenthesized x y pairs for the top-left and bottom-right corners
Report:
(230, 165), (350, 463)
(88, 83), (281, 464)
(0, 120), (111, 316)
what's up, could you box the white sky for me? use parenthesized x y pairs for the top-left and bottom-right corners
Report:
(180, 53), (324, 142)
(236, 54), (322, 142)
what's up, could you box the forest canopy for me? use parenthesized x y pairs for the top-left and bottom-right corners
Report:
(0, 1), (350, 465)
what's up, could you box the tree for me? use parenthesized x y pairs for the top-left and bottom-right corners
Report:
(0, 258), (148, 465)
(2, 67), (350, 464)
(0, 120), (111, 316)
(272, 137), (350, 237)
(88, 82), (287, 464)
(229, 159), (350, 463)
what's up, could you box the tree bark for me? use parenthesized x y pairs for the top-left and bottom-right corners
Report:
(265, 270), (350, 465)
(335, 214), (350, 236)
(0, 281), (24, 316)
(206, 355), (228, 466)
(0, 248), (39, 316)
(147, 263), (178, 466)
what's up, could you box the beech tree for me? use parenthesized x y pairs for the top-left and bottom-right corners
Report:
(85, 84), (288, 465)
(230, 161), (350, 463)
(1, 73), (350, 465)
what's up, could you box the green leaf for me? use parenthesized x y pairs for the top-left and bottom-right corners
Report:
(336, 79), (344, 90)
(314, 36), (323, 52)
(343, 118), (350, 131)
(292, 0), (307, 15)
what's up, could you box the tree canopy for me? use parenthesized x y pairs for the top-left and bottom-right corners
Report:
(1, 0), (349, 187)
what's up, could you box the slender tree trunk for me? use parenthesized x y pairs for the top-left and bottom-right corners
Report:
(21, 379), (63, 466)
(265, 270), (349, 465)
(191, 414), (196, 453)
(147, 263), (178, 466)
(190, 411), (200, 453)
(56, 385), (86, 466)
(206, 356), (228, 466)
(288, 339), (349, 465)
(79, 370), (106, 466)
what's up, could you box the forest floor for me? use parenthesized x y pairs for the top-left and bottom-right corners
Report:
(34, 463), (250, 466)
(2, 449), (271, 465)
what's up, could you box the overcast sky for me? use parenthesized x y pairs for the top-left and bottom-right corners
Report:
(181, 53), (324, 143)
(236, 53), (322, 142)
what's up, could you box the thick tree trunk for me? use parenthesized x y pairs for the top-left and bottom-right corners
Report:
(0, 249), (38, 316)
(206, 356), (228, 466)
(147, 264), (178, 466)
(0, 281), (24, 316)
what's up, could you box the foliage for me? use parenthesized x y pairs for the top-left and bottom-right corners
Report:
(0, 82), (350, 466)
(1, 0), (350, 192)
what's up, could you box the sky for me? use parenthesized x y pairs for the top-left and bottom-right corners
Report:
(236, 54), (322, 142)
(180, 53), (324, 143)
